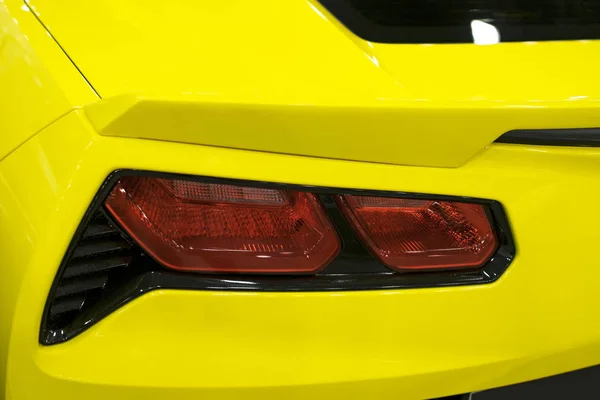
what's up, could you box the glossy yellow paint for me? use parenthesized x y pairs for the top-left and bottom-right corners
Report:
(2, 109), (600, 399)
(26, 0), (600, 167)
(0, 0), (96, 161)
(2, 0), (600, 398)
(0, 0), (96, 396)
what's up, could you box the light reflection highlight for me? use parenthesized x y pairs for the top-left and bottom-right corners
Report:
(471, 20), (500, 45)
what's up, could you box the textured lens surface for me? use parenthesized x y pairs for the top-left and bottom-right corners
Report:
(337, 195), (498, 270)
(105, 177), (340, 274)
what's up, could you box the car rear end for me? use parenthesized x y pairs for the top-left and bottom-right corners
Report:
(2, 1), (600, 399)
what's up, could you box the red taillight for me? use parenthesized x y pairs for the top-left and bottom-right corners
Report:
(336, 195), (497, 271)
(105, 177), (340, 274)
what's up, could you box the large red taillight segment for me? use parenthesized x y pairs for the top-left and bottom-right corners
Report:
(336, 195), (498, 271)
(105, 177), (340, 274)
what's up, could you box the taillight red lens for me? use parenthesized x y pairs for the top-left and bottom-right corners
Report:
(105, 177), (340, 274)
(336, 195), (497, 271)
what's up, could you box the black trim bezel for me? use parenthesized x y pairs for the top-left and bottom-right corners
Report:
(495, 128), (600, 147)
(41, 169), (516, 345)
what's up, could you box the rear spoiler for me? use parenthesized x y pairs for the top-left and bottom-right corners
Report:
(84, 93), (600, 168)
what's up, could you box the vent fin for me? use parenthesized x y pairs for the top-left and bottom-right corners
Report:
(46, 212), (134, 325)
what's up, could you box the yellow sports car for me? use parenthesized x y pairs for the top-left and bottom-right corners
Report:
(1, 0), (600, 399)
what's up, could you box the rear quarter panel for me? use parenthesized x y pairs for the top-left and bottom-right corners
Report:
(0, 0), (95, 396)
(1, 110), (600, 399)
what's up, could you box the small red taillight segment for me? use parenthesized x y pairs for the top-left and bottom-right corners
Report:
(105, 177), (340, 274)
(336, 195), (498, 271)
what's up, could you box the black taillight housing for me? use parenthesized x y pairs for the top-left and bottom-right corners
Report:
(41, 171), (515, 345)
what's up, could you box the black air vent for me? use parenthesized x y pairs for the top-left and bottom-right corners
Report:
(45, 212), (134, 336)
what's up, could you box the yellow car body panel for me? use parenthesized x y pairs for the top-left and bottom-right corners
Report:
(25, 0), (600, 167)
(2, 109), (600, 399)
(0, 0), (600, 399)
(0, 0), (96, 161)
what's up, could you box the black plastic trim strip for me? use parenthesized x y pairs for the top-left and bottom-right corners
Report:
(473, 365), (600, 399)
(41, 170), (516, 345)
(495, 128), (600, 147)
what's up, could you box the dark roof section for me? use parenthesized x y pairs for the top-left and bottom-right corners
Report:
(319, 0), (600, 43)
